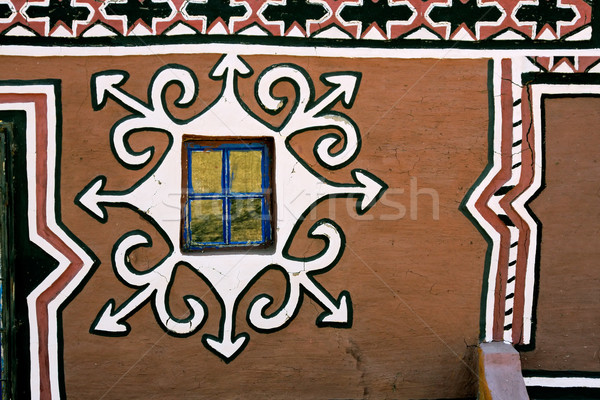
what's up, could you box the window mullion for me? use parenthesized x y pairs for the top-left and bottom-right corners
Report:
(223, 149), (231, 245)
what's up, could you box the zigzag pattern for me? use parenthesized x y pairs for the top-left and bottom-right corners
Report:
(461, 56), (600, 345)
(463, 57), (543, 345)
(0, 0), (592, 41)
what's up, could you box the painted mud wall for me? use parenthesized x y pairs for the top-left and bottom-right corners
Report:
(522, 97), (600, 374)
(0, 0), (598, 399)
(2, 54), (489, 399)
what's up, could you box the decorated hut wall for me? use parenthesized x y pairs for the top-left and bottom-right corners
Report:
(0, 1), (598, 399)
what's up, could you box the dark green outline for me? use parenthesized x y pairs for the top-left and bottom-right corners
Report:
(255, 64), (363, 170)
(147, 64), (199, 125)
(74, 127), (174, 222)
(254, 62), (311, 129)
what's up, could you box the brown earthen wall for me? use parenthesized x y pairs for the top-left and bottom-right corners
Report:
(2, 55), (489, 398)
(522, 96), (600, 373)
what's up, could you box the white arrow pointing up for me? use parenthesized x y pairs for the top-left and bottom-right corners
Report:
(210, 54), (252, 80)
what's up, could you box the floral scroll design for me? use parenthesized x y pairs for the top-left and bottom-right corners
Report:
(76, 54), (387, 362)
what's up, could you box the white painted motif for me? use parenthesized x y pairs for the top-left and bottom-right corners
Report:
(78, 54), (387, 361)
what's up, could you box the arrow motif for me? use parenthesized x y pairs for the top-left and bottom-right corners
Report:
(255, 63), (362, 169)
(84, 55), (385, 363)
(209, 54), (253, 100)
(90, 285), (155, 335)
(307, 72), (362, 117)
(91, 233), (159, 335)
(300, 73), (362, 168)
(91, 71), (151, 115)
(350, 169), (389, 214)
(300, 274), (351, 327)
(75, 176), (134, 223)
(91, 284), (208, 336)
(317, 169), (388, 215)
(203, 300), (249, 362)
(92, 233), (208, 336)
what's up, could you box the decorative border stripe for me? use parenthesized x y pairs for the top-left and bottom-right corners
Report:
(0, 85), (95, 400)
(465, 64), (600, 351)
(0, 0), (592, 43)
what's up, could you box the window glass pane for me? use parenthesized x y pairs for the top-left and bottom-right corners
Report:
(230, 150), (262, 193)
(230, 198), (263, 243)
(190, 199), (223, 243)
(191, 150), (222, 193)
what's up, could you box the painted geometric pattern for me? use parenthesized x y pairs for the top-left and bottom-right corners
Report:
(0, 0), (592, 41)
(462, 54), (600, 346)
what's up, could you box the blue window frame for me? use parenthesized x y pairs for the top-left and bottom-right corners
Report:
(183, 140), (273, 251)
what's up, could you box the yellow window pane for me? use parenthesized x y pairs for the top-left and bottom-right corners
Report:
(191, 150), (222, 193)
(190, 199), (223, 243)
(230, 150), (262, 193)
(230, 198), (263, 243)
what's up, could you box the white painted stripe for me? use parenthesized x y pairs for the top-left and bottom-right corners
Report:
(504, 297), (514, 311)
(507, 265), (516, 279)
(525, 376), (600, 388)
(0, 44), (598, 58)
(505, 279), (515, 294)
(487, 195), (504, 216)
(508, 226), (519, 258)
(513, 103), (522, 125)
(511, 149), (522, 168)
(465, 57), (504, 342)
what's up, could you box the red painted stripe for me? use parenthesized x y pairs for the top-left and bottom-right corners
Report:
(500, 84), (535, 344)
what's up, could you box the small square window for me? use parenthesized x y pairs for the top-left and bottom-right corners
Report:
(182, 138), (274, 251)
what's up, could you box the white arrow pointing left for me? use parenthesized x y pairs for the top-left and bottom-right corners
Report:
(75, 176), (134, 222)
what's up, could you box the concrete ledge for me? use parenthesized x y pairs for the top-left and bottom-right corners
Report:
(478, 342), (529, 400)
